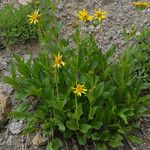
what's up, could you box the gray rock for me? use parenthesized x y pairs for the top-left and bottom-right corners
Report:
(58, 3), (65, 10)
(8, 121), (24, 134)
(0, 94), (12, 125)
(23, 54), (30, 63)
(32, 134), (47, 146)
(0, 83), (13, 95)
(18, 0), (32, 5)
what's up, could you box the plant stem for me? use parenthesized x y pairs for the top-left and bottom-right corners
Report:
(89, 92), (92, 116)
(74, 35), (81, 128)
(76, 49), (80, 82)
(75, 94), (79, 128)
(55, 68), (60, 108)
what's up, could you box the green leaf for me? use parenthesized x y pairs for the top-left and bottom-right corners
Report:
(46, 138), (62, 150)
(126, 110), (134, 117)
(73, 29), (81, 45)
(15, 91), (28, 100)
(141, 83), (150, 89)
(95, 82), (104, 97)
(91, 120), (103, 130)
(78, 134), (87, 145)
(63, 130), (73, 139)
(128, 135), (142, 144)
(9, 111), (26, 119)
(96, 143), (107, 150)
(46, 142), (53, 150)
(88, 106), (98, 119)
(57, 122), (65, 132)
(72, 104), (83, 121)
(100, 130), (110, 142)
(51, 118), (65, 132)
(66, 119), (78, 131)
(139, 95), (150, 103)
(109, 123), (121, 129)
(23, 127), (38, 135)
(119, 112), (128, 124)
(91, 132), (100, 141)
(105, 44), (117, 59)
(13, 53), (22, 63)
(103, 67), (112, 79)
(3, 77), (17, 86)
(134, 105), (147, 114)
(17, 102), (30, 112)
(109, 134), (123, 148)
(79, 123), (91, 133)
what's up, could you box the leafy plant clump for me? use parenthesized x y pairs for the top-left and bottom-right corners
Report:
(4, 31), (150, 149)
(0, 0), (56, 47)
(3, 1), (150, 150)
(0, 4), (37, 46)
(132, 28), (150, 83)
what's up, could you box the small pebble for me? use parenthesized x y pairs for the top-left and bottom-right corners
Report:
(8, 121), (24, 134)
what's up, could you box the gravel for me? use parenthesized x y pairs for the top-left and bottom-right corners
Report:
(0, 0), (18, 8)
(57, 0), (150, 54)
(1, 0), (150, 54)
(8, 120), (24, 135)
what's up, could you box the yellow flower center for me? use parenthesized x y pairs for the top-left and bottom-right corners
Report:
(77, 9), (93, 21)
(73, 84), (87, 96)
(96, 12), (102, 18)
(133, 2), (150, 7)
(35, 0), (40, 5)
(76, 84), (84, 93)
(82, 13), (90, 20)
(55, 57), (62, 65)
(94, 9), (108, 22)
(27, 10), (41, 24)
(53, 53), (65, 68)
(32, 13), (40, 20)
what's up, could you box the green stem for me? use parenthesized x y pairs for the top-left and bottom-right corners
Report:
(74, 38), (81, 128)
(55, 68), (60, 108)
(76, 49), (80, 83)
(89, 93), (92, 113)
(73, 55), (80, 128)
(88, 73), (94, 119)
(37, 24), (43, 44)
(56, 75), (59, 101)
(75, 95), (79, 128)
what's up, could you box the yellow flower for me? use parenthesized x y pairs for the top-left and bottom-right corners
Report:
(77, 9), (93, 21)
(133, 2), (150, 8)
(94, 8), (108, 22)
(53, 53), (66, 68)
(34, 0), (40, 5)
(73, 84), (87, 96)
(27, 10), (41, 24)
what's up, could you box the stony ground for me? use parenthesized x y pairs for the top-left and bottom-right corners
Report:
(57, 0), (150, 56)
(0, 0), (150, 150)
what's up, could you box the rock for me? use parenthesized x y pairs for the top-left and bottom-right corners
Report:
(0, 94), (12, 125)
(0, 83), (13, 95)
(8, 121), (24, 134)
(32, 134), (47, 146)
(23, 54), (30, 63)
(72, 144), (79, 150)
(58, 3), (64, 10)
(18, 0), (32, 5)
(6, 135), (13, 146)
(20, 136), (26, 143)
